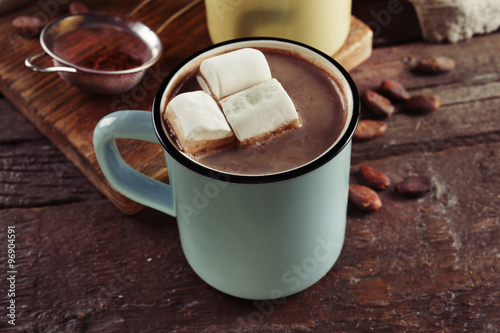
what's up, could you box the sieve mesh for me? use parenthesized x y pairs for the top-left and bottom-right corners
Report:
(38, 13), (161, 94)
(44, 14), (157, 71)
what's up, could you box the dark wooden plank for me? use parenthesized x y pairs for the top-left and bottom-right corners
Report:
(0, 99), (104, 208)
(0, 140), (104, 208)
(0, 98), (43, 143)
(350, 32), (500, 164)
(1, 141), (499, 332)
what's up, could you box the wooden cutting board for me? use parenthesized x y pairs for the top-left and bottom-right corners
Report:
(0, 0), (372, 214)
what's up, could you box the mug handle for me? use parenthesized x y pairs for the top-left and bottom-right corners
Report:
(93, 110), (175, 216)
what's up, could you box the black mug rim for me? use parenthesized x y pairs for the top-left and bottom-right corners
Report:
(152, 37), (360, 184)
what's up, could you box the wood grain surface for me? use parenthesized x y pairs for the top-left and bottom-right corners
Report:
(1, 0), (500, 332)
(350, 33), (500, 164)
(0, 0), (372, 215)
(1, 119), (499, 332)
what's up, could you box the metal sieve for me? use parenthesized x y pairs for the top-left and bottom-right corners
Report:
(25, 0), (201, 94)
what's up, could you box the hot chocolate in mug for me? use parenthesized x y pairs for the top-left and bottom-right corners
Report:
(93, 38), (360, 300)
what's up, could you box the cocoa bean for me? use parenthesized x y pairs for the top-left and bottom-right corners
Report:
(349, 185), (382, 212)
(353, 120), (387, 140)
(396, 176), (432, 197)
(361, 89), (395, 117)
(416, 56), (455, 74)
(359, 165), (391, 190)
(404, 93), (442, 113)
(12, 15), (45, 37)
(379, 79), (410, 101)
(69, 1), (90, 14)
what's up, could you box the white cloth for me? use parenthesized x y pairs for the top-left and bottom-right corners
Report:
(409, 0), (500, 43)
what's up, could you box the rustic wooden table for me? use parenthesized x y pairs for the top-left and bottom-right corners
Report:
(1, 0), (499, 332)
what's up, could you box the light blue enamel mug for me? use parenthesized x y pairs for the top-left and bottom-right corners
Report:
(93, 38), (360, 300)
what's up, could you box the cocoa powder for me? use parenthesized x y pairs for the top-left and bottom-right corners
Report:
(79, 49), (143, 71)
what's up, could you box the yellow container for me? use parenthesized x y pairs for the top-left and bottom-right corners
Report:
(205, 0), (352, 55)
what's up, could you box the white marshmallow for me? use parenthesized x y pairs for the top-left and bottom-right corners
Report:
(164, 91), (234, 154)
(220, 78), (300, 143)
(197, 48), (272, 100)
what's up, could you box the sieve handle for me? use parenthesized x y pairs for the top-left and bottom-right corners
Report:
(25, 51), (79, 73)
